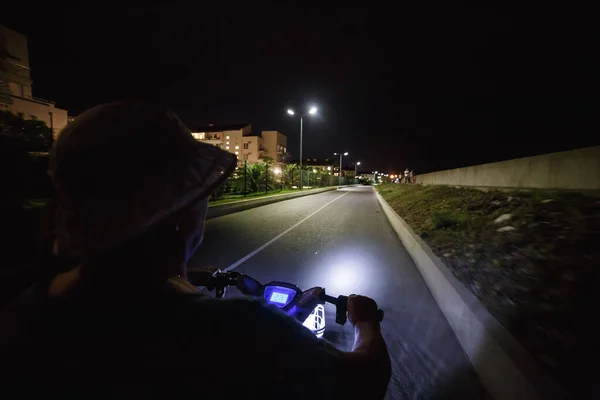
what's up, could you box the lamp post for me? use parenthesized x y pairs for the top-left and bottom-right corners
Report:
(334, 152), (348, 185)
(287, 106), (317, 190)
(355, 161), (361, 180)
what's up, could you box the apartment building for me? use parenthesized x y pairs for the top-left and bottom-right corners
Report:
(190, 124), (288, 165)
(0, 24), (68, 139)
(261, 130), (288, 163)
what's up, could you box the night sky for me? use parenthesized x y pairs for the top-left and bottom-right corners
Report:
(3, 4), (598, 173)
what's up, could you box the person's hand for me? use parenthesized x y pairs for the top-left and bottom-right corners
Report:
(347, 295), (380, 326)
(187, 267), (219, 289)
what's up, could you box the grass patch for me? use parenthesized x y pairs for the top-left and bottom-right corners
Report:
(21, 199), (48, 210)
(377, 183), (600, 397)
(209, 187), (327, 206)
(431, 211), (469, 229)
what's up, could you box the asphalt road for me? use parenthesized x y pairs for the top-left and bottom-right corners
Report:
(189, 186), (485, 399)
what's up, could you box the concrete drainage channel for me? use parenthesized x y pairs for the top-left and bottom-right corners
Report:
(206, 187), (341, 220)
(374, 189), (569, 400)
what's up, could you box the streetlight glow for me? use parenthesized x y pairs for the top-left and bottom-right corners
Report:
(334, 152), (349, 185)
(274, 168), (281, 175)
(287, 106), (319, 189)
(354, 161), (361, 177)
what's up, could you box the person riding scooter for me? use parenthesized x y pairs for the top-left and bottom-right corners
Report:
(0, 102), (391, 399)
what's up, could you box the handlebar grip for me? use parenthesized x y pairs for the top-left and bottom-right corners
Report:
(321, 293), (384, 324)
(335, 295), (348, 325)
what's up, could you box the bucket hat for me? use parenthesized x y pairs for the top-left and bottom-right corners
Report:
(50, 102), (236, 256)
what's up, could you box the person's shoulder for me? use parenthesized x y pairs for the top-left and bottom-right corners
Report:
(164, 293), (274, 323)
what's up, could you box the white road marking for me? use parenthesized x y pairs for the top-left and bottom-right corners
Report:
(223, 188), (354, 271)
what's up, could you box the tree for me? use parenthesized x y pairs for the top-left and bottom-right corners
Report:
(303, 166), (326, 187)
(0, 110), (53, 151)
(282, 163), (298, 188)
(0, 111), (54, 208)
(233, 162), (266, 194)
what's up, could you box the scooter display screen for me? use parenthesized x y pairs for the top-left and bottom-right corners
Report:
(263, 285), (298, 308)
(269, 292), (289, 304)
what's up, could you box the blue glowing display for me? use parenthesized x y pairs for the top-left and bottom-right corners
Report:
(269, 292), (289, 304)
(264, 285), (298, 308)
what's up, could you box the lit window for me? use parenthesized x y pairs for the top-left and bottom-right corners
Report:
(235, 145), (239, 150)
(226, 146), (230, 150)
(226, 136), (230, 140)
(235, 151), (239, 155)
(191, 132), (205, 140)
(226, 142), (230, 145)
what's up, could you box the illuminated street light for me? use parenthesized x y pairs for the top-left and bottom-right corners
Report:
(287, 106), (318, 189)
(355, 161), (361, 177)
(273, 168), (281, 175)
(334, 152), (349, 185)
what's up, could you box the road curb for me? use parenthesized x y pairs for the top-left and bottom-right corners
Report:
(374, 189), (568, 400)
(206, 187), (338, 220)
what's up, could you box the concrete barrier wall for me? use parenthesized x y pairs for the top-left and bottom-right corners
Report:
(417, 146), (600, 190)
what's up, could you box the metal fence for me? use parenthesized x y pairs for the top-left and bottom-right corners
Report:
(210, 162), (356, 201)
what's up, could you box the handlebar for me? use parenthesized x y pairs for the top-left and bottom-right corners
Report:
(321, 294), (384, 324)
(196, 270), (384, 324)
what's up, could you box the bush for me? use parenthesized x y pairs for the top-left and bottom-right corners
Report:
(432, 211), (469, 229)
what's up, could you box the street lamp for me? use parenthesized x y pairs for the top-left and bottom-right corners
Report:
(334, 152), (348, 185)
(287, 106), (318, 189)
(274, 167), (282, 190)
(355, 161), (361, 178)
